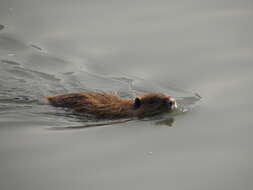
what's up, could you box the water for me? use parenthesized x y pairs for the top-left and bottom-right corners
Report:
(0, 0), (252, 190)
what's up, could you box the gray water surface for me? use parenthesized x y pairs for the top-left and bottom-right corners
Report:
(0, 0), (252, 190)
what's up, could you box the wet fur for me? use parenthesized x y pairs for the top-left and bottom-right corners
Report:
(45, 92), (173, 119)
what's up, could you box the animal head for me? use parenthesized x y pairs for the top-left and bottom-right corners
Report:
(133, 93), (177, 118)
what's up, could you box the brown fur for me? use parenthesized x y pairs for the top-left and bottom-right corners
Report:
(44, 92), (176, 119)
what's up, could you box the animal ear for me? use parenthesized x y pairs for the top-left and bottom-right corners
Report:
(134, 97), (141, 109)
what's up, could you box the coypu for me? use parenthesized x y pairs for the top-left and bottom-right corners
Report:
(44, 92), (177, 119)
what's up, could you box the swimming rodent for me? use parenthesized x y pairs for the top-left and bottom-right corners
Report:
(44, 92), (177, 119)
